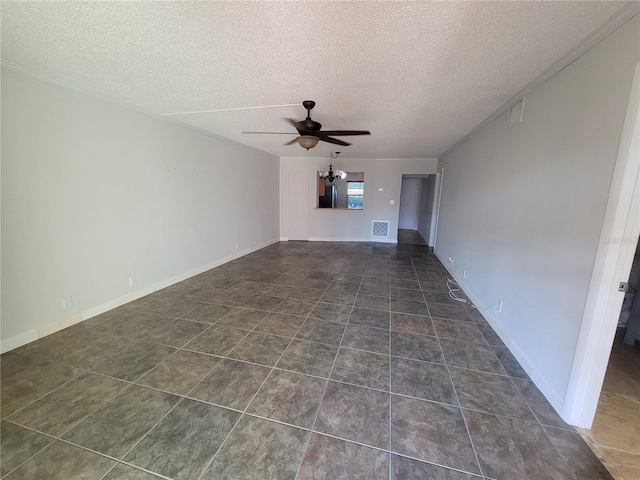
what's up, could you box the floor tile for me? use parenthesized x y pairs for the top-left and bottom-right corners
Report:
(349, 307), (390, 329)
(391, 357), (457, 405)
(200, 416), (308, 480)
(242, 294), (285, 311)
(428, 303), (472, 322)
(103, 463), (164, 479)
(131, 294), (202, 318)
(391, 312), (435, 336)
(227, 332), (291, 366)
(390, 279), (421, 290)
(287, 287), (325, 302)
(390, 454), (479, 480)
(3, 440), (115, 480)
(342, 325), (390, 354)
(124, 399), (240, 480)
(273, 298), (316, 317)
(214, 307), (269, 330)
(391, 298), (429, 316)
(81, 312), (174, 341)
(545, 427), (613, 479)
(354, 294), (390, 311)
(184, 325), (248, 356)
(8, 373), (127, 437)
(450, 368), (535, 421)
(276, 340), (338, 378)
(357, 283), (389, 297)
(136, 350), (220, 395)
(298, 433), (388, 480)
(315, 381), (390, 449)
(180, 302), (235, 323)
(511, 378), (572, 430)
(433, 320), (487, 344)
(464, 409), (573, 479)
(62, 385), (180, 459)
(0, 352), (42, 381)
(247, 370), (326, 428)
(1, 362), (81, 418)
(142, 320), (210, 347)
(491, 345), (529, 379)
(391, 332), (444, 363)
(309, 303), (353, 324)
(0, 421), (53, 477)
(320, 290), (357, 307)
(439, 339), (506, 374)
(391, 395), (479, 474)
(254, 313), (305, 337)
(189, 358), (270, 410)
(331, 348), (390, 391)
(91, 342), (176, 382)
(390, 288), (424, 301)
(361, 276), (391, 288)
(296, 318), (346, 346)
(477, 323), (506, 347)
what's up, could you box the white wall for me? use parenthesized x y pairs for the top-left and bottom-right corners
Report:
(1, 67), (280, 351)
(435, 15), (640, 415)
(280, 157), (437, 242)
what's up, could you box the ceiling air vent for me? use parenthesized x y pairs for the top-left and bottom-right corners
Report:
(507, 98), (525, 127)
(372, 221), (390, 238)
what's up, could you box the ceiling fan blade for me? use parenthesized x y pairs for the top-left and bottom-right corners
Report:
(318, 136), (351, 146)
(243, 132), (295, 134)
(317, 130), (371, 136)
(284, 138), (298, 145)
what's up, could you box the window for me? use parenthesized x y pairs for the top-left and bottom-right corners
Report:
(347, 181), (364, 209)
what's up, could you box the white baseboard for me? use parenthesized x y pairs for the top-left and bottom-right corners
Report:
(433, 250), (566, 417)
(1, 238), (280, 354)
(1, 330), (38, 354)
(308, 237), (398, 244)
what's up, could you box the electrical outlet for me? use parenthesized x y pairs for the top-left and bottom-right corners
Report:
(62, 296), (73, 310)
(235, 243), (239, 251)
(129, 276), (136, 288)
(463, 270), (466, 279)
(389, 200), (395, 205)
(498, 300), (503, 312)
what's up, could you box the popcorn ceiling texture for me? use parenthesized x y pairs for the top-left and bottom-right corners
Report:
(0, 1), (628, 158)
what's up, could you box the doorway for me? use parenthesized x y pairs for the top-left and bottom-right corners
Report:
(398, 178), (420, 230)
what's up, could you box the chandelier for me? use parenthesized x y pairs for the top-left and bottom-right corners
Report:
(319, 152), (347, 183)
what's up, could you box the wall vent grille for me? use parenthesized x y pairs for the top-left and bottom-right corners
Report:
(372, 221), (390, 238)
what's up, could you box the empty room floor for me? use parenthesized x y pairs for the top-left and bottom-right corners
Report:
(578, 330), (640, 479)
(0, 242), (612, 479)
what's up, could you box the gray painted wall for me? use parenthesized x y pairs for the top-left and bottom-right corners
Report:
(435, 16), (640, 412)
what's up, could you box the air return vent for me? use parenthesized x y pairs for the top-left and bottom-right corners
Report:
(372, 221), (390, 238)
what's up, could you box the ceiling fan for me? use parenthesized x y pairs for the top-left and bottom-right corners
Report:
(243, 100), (370, 150)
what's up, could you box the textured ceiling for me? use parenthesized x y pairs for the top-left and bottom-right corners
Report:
(1, 1), (631, 158)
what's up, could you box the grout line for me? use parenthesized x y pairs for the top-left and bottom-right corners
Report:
(292, 271), (363, 480)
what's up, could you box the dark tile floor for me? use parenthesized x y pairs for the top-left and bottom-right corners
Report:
(0, 242), (612, 479)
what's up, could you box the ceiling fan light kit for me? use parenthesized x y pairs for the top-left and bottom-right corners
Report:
(297, 135), (320, 150)
(243, 100), (370, 150)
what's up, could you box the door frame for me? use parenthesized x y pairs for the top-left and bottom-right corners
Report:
(432, 170), (443, 249)
(563, 63), (640, 427)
